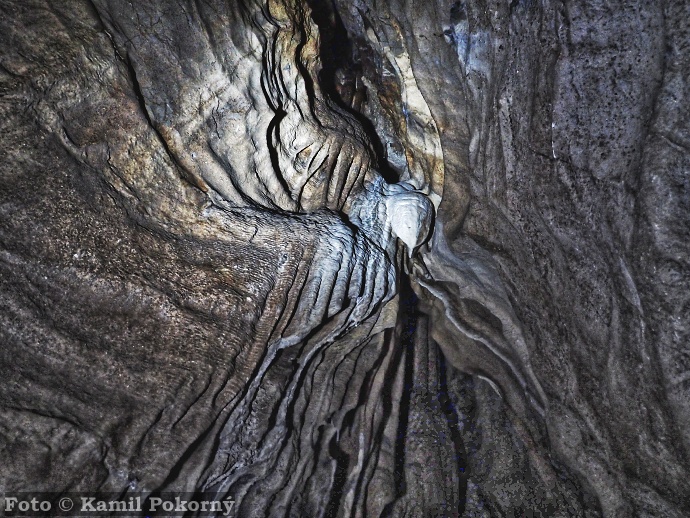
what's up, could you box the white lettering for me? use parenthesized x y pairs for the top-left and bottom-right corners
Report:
(223, 499), (236, 515)
(148, 497), (162, 511)
(81, 497), (96, 511)
(174, 496), (187, 511)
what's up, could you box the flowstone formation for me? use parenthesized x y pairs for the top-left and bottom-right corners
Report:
(1, 0), (688, 517)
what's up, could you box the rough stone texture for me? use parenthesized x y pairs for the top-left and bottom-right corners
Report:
(328, 0), (689, 515)
(0, 0), (688, 517)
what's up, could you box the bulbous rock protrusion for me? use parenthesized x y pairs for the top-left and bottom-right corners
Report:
(349, 177), (434, 258)
(386, 190), (434, 256)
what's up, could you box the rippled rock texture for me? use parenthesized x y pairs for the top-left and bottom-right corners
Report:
(1, 0), (688, 516)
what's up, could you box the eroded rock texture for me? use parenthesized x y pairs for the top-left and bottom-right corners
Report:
(0, 0), (688, 516)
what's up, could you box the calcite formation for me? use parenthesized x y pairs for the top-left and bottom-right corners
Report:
(0, 0), (688, 517)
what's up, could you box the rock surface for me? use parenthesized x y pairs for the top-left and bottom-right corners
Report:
(0, 0), (688, 516)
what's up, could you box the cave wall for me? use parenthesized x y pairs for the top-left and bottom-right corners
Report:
(326, 0), (689, 515)
(0, 0), (688, 517)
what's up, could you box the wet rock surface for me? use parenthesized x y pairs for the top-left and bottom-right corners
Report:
(0, 0), (688, 516)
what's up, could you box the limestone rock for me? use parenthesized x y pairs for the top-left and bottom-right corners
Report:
(0, 0), (688, 516)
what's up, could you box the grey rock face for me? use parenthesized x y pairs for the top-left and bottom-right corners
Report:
(0, 0), (688, 516)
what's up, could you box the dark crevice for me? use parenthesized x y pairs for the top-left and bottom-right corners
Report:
(325, 327), (395, 514)
(352, 315), (412, 511)
(438, 349), (469, 516)
(123, 54), (154, 132)
(324, 432), (350, 517)
(450, 1), (467, 24)
(149, 417), (220, 498)
(381, 275), (469, 515)
(304, 0), (399, 184)
(303, 0), (351, 106)
(265, 108), (296, 205)
(379, 275), (413, 517)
